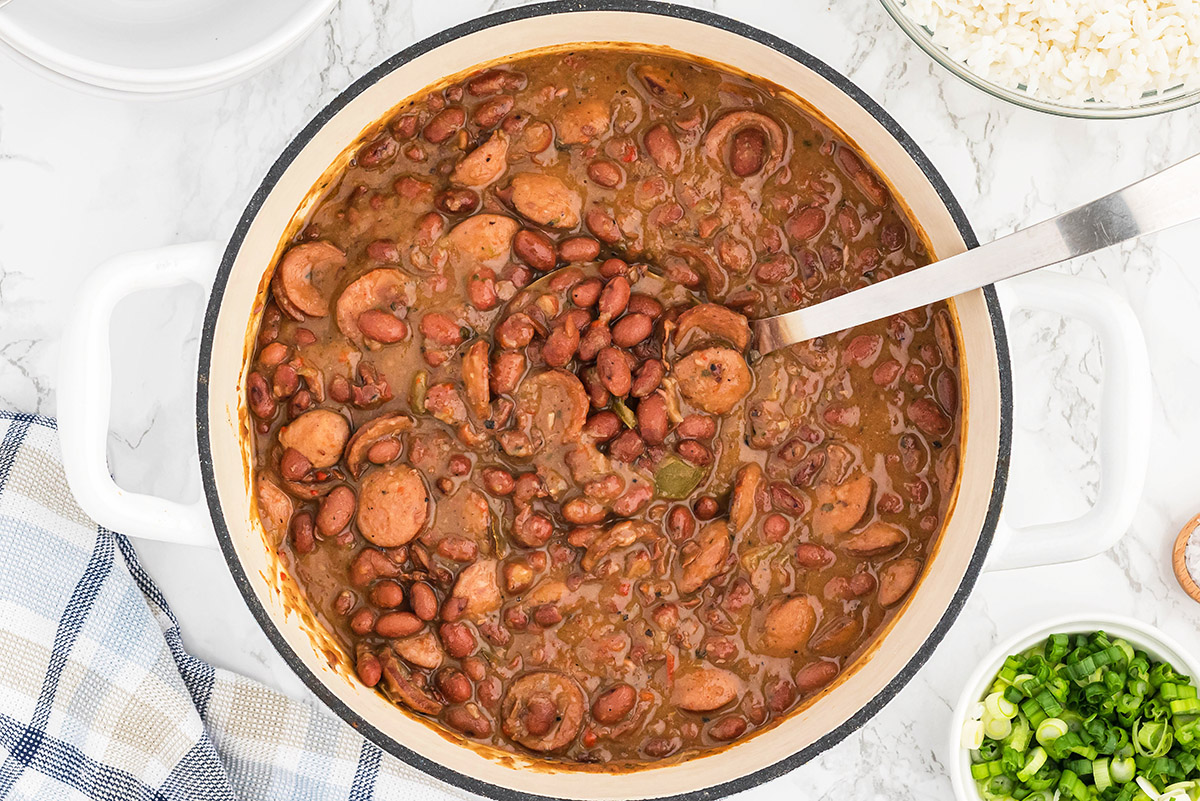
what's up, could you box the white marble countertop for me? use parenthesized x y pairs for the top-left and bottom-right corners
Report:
(2, 0), (1199, 798)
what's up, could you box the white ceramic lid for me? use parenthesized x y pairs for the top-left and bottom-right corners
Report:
(0, 0), (340, 94)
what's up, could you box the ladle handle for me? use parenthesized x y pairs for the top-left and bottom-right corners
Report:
(756, 152), (1200, 350)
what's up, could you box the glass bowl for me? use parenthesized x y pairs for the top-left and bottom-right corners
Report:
(878, 0), (1200, 119)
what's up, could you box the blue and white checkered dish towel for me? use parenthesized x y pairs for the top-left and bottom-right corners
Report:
(0, 412), (477, 801)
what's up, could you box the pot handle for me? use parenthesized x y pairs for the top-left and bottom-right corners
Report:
(58, 242), (224, 548)
(984, 270), (1151, 572)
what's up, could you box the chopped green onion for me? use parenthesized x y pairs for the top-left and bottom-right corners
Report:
(1038, 718), (1070, 746)
(1112, 756), (1137, 783)
(962, 719), (985, 750)
(965, 632), (1200, 801)
(987, 691), (1019, 720)
(985, 712), (1014, 741)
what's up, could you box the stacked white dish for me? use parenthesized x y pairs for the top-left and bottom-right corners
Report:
(0, 0), (340, 99)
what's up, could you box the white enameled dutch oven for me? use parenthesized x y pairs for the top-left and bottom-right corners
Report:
(55, 3), (1153, 799)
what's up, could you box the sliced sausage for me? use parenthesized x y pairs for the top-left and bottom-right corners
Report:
(671, 666), (740, 712)
(344, 414), (413, 479)
(678, 520), (730, 593)
(673, 304), (751, 354)
(673, 347), (753, 415)
(759, 595), (817, 657)
(812, 473), (872, 538)
(450, 131), (509, 188)
(275, 241), (346, 318)
(451, 560), (503, 619)
(842, 521), (907, 556)
(335, 269), (411, 346)
(878, 558), (921, 607)
(445, 214), (520, 269)
(357, 464), (431, 547)
(278, 409), (349, 469)
(501, 672), (586, 752)
(509, 173), (581, 228)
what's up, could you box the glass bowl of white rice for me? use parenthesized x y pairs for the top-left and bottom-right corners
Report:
(879, 0), (1200, 118)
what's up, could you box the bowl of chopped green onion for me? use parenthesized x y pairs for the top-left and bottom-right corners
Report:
(952, 616), (1200, 801)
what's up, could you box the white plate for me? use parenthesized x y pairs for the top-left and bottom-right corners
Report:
(0, 0), (339, 95)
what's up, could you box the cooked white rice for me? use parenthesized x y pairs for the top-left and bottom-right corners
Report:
(898, 0), (1200, 106)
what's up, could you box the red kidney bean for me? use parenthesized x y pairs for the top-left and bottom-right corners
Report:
(578, 321), (612, 362)
(770, 483), (806, 516)
(542, 322), (580, 368)
(630, 359), (665, 398)
(763, 513), (789, 542)
(571, 278), (603, 307)
(317, 486), (356, 536)
(587, 160), (624, 188)
(370, 580), (405, 608)
(596, 347), (632, 397)
(598, 258), (628, 279)
(586, 207), (621, 243)
(467, 269), (498, 311)
(271, 364), (299, 399)
(357, 135), (398, 168)
(710, 716), (749, 742)
(796, 660), (839, 692)
(333, 591), (355, 617)
(376, 612), (423, 638)
(533, 604), (563, 627)
(259, 342), (289, 366)
(597, 276), (631, 318)
(562, 308), (591, 333)
(473, 94), (513, 127)
(358, 310), (408, 344)
(643, 123), (681, 173)
(693, 496), (720, 520)
(612, 483), (652, 516)
(588, 684), (636, 727)
(558, 236), (601, 263)
(367, 438), (401, 465)
(676, 439), (713, 466)
(513, 509), (553, 547)
(636, 394), (668, 445)
(490, 350), (526, 395)
(730, 128), (767, 176)
(356, 652), (382, 687)
(290, 512), (315, 554)
(786, 206), (826, 241)
(280, 447), (312, 481)
(481, 467), (515, 496)
(626, 293), (664, 320)
(495, 314), (535, 349)
(420, 313), (464, 346)
(609, 430), (645, 462)
(435, 188), (479, 215)
(423, 107), (465, 143)
(583, 411), (622, 442)
(563, 497), (607, 525)
(667, 506), (696, 541)
(328, 374), (352, 403)
(676, 414), (716, 440)
(439, 622), (477, 658)
(512, 229), (557, 271)
(611, 313), (652, 347)
(436, 668), (474, 703)
(795, 542), (835, 568)
(437, 537), (478, 562)
(410, 582), (438, 621)
(248, 373), (276, 419)
(350, 609), (377, 636)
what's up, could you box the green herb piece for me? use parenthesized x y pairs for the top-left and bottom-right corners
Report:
(654, 456), (705, 499)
